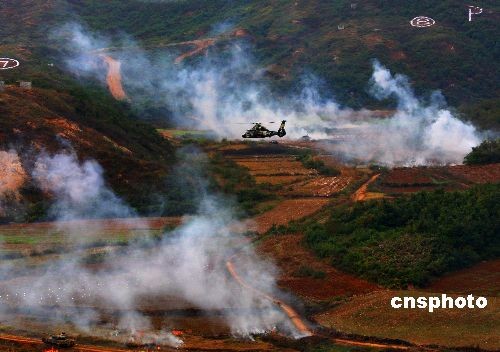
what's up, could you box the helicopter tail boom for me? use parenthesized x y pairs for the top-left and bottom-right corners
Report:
(277, 120), (286, 137)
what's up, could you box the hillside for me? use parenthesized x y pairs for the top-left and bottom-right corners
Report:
(1, 0), (499, 130)
(0, 84), (175, 221)
(67, 0), (500, 128)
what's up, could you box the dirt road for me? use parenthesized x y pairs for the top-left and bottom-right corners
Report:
(225, 254), (313, 336)
(100, 55), (128, 101)
(174, 38), (216, 64)
(352, 174), (380, 202)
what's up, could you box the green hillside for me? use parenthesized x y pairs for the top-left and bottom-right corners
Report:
(68, 0), (500, 125)
(1, 0), (499, 128)
(303, 184), (500, 287)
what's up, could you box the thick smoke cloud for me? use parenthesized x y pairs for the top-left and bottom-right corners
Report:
(33, 152), (133, 220)
(0, 150), (298, 345)
(55, 22), (485, 166)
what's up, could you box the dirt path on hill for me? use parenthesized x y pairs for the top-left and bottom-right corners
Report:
(100, 55), (128, 101)
(352, 174), (380, 201)
(174, 38), (216, 64)
(226, 254), (313, 336)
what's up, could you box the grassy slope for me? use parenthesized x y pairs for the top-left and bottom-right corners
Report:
(0, 85), (175, 221)
(68, 0), (500, 128)
(0, 1), (179, 220)
(316, 291), (499, 349)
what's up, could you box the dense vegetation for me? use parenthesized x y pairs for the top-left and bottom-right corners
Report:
(65, 0), (500, 128)
(0, 81), (176, 222)
(296, 151), (340, 176)
(464, 139), (500, 165)
(209, 152), (277, 216)
(304, 185), (500, 287)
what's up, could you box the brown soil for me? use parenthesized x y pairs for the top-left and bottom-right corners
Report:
(0, 150), (26, 203)
(379, 164), (499, 194)
(227, 253), (313, 336)
(100, 55), (128, 101)
(174, 38), (216, 64)
(254, 175), (308, 185)
(352, 174), (380, 201)
(0, 216), (181, 232)
(286, 176), (352, 197)
(315, 291), (499, 350)
(231, 157), (314, 177)
(248, 198), (329, 234)
(445, 163), (500, 184)
(382, 168), (434, 185)
(426, 259), (500, 296)
(258, 234), (380, 300)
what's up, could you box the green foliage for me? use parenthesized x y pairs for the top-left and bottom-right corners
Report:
(2, 0), (500, 129)
(296, 151), (341, 176)
(460, 98), (500, 131)
(304, 185), (500, 287)
(209, 153), (275, 216)
(464, 139), (500, 165)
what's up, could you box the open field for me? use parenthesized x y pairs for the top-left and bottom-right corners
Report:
(427, 259), (500, 297)
(376, 163), (500, 194)
(315, 291), (500, 350)
(248, 198), (330, 234)
(0, 217), (180, 256)
(258, 234), (380, 301)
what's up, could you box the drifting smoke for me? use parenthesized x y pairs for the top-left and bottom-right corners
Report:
(0, 150), (298, 344)
(33, 152), (133, 220)
(54, 22), (484, 166)
(0, 149), (26, 216)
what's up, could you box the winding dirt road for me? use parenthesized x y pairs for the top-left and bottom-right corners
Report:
(352, 174), (380, 202)
(174, 38), (216, 64)
(225, 254), (312, 336)
(100, 55), (128, 101)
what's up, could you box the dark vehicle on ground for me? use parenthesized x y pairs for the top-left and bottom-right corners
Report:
(42, 332), (76, 348)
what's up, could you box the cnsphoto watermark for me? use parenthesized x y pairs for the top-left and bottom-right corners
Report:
(391, 294), (488, 313)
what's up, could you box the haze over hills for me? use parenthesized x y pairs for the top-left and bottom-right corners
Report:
(0, 2), (499, 351)
(0, 0), (499, 222)
(72, 0), (500, 109)
(1, 0), (499, 128)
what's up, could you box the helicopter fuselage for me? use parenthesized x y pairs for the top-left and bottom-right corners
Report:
(242, 121), (286, 138)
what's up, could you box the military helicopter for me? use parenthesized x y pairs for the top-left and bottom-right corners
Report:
(241, 120), (286, 138)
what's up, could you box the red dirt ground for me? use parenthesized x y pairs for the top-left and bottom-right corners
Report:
(379, 164), (499, 194)
(258, 234), (380, 300)
(100, 55), (128, 101)
(0, 217), (181, 232)
(247, 198), (330, 234)
(426, 259), (500, 296)
(352, 174), (380, 201)
(287, 176), (352, 197)
(444, 163), (500, 184)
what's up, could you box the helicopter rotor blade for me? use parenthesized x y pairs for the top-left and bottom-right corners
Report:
(231, 121), (278, 124)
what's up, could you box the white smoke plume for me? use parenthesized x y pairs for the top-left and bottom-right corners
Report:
(0, 150), (300, 344)
(32, 152), (133, 221)
(54, 22), (485, 166)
